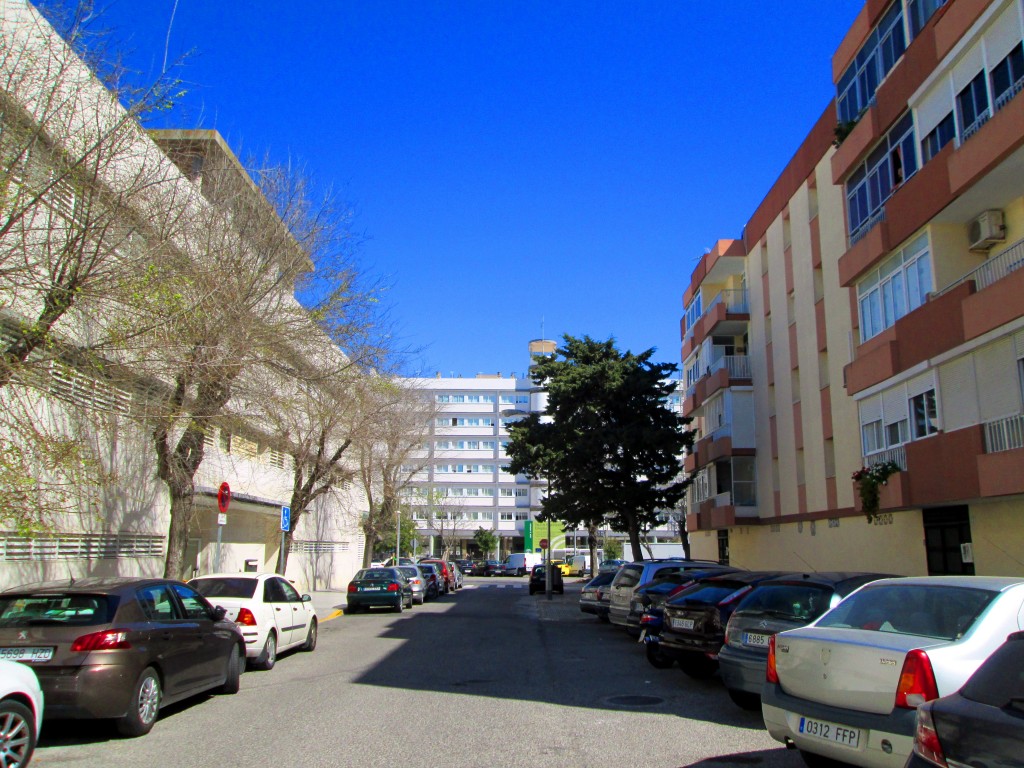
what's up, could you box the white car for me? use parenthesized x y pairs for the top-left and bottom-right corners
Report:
(762, 575), (1024, 768)
(0, 658), (43, 766)
(188, 573), (317, 670)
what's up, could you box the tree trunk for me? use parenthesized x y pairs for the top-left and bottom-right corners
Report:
(587, 522), (599, 578)
(626, 516), (644, 562)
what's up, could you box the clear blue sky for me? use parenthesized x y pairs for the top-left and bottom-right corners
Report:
(91, 1), (863, 378)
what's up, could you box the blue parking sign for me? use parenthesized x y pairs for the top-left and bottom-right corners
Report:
(281, 506), (291, 532)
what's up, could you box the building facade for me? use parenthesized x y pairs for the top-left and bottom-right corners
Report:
(682, 0), (1024, 576)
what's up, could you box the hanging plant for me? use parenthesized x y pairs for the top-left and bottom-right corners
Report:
(852, 461), (902, 523)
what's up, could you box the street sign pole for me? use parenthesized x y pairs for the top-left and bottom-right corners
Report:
(546, 518), (552, 601)
(278, 506), (291, 575)
(215, 483), (230, 572)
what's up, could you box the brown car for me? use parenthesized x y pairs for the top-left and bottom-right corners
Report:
(0, 577), (245, 737)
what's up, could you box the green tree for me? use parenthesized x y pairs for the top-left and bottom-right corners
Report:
(602, 538), (623, 560)
(472, 527), (498, 559)
(506, 335), (694, 563)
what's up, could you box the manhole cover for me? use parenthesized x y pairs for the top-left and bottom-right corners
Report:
(604, 694), (664, 707)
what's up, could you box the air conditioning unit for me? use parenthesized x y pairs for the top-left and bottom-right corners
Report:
(968, 210), (1006, 251)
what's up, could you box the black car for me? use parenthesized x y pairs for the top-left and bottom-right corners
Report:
(654, 570), (789, 678)
(528, 563), (564, 595)
(626, 565), (740, 637)
(0, 577), (244, 737)
(717, 572), (891, 709)
(483, 560), (504, 577)
(906, 630), (1024, 768)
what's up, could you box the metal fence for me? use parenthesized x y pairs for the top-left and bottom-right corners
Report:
(934, 237), (1024, 298)
(984, 413), (1024, 454)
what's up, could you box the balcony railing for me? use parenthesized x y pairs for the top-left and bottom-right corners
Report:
(933, 236), (1024, 298)
(849, 206), (887, 247)
(706, 288), (749, 315)
(710, 354), (751, 379)
(864, 445), (907, 471)
(984, 413), (1024, 453)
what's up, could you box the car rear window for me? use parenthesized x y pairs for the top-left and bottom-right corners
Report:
(360, 569), (397, 580)
(815, 584), (995, 640)
(671, 582), (745, 607)
(734, 583), (834, 622)
(189, 577), (258, 599)
(959, 634), (1024, 706)
(613, 565), (644, 589)
(0, 593), (113, 626)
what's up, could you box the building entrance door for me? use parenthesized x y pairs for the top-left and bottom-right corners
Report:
(922, 506), (974, 575)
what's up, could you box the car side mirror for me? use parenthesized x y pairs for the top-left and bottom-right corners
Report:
(301, 594), (312, 602)
(210, 605), (227, 621)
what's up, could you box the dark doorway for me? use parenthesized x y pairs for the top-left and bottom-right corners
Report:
(922, 506), (974, 575)
(717, 529), (730, 565)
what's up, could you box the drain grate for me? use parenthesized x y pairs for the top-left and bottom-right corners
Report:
(604, 694), (664, 707)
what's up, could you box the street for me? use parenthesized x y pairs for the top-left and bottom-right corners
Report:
(35, 578), (806, 768)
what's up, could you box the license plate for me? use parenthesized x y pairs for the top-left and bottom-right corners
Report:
(361, 586), (382, 592)
(743, 632), (771, 647)
(670, 617), (694, 630)
(0, 646), (54, 663)
(798, 716), (861, 748)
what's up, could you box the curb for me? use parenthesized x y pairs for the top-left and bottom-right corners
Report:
(322, 609), (345, 622)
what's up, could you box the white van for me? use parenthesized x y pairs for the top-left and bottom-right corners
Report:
(567, 554), (591, 576)
(501, 552), (543, 576)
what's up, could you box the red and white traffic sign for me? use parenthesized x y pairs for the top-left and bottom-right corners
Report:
(217, 482), (231, 514)
(539, 538), (549, 549)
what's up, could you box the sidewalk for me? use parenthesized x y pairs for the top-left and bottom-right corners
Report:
(308, 589), (348, 622)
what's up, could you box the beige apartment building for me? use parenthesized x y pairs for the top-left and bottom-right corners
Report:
(682, 0), (1024, 576)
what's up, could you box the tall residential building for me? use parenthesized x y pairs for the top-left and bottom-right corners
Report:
(682, 0), (1024, 576)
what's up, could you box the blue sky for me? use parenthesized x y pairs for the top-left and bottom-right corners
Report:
(92, 1), (863, 378)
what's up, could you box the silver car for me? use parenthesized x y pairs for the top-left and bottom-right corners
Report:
(396, 565), (429, 605)
(762, 575), (1024, 768)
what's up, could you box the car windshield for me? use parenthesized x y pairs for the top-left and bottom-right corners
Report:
(733, 583), (833, 622)
(612, 565), (644, 589)
(397, 567), (419, 579)
(0, 593), (113, 626)
(815, 583), (996, 639)
(359, 569), (398, 580)
(189, 577), (258, 599)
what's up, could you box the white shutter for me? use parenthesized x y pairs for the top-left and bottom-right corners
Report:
(1014, 329), (1024, 359)
(983, 5), (1022, 68)
(914, 80), (952, 138)
(938, 356), (979, 431)
(906, 371), (936, 400)
(881, 384), (908, 426)
(976, 338), (1018, 420)
(859, 393), (882, 426)
(952, 42), (985, 93)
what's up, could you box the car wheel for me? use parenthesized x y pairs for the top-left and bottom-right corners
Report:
(678, 654), (718, 679)
(116, 666), (161, 737)
(254, 631), (277, 670)
(0, 699), (36, 765)
(406, 593), (413, 609)
(302, 619), (318, 652)
(726, 688), (761, 711)
(415, 595), (424, 605)
(645, 642), (675, 669)
(395, 596), (404, 613)
(219, 643), (242, 694)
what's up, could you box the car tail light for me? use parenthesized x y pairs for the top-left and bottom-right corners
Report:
(911, 705), (947, 767)
(71, 629), (131, 652)
(766, 635), (779, 684)
(895, 649), (939, 708)
(235, 607), (257, 626)
(387, 583), (399, 592)
(347, 583), (357, 593)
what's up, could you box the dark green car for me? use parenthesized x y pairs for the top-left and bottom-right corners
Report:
(346, 568), (414, 613)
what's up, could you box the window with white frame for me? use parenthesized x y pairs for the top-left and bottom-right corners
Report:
(857, 233), (932, 343)
(499, 512), (514, 521)
(836, 1), (906, 123)
(684, 294), (702, 333)
(991, 42), (1024, 110)
(908, 0), (947, 38)
(499, 394), (529, 404)
(921, 112), (955, 163)
(436, 417), (494, 427)
(436, 394), (466, 403)
(911, 389), (939, 438)
(957, 70), (990, 139)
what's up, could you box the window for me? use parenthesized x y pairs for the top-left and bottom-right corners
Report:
(499, 394), (529, 404)
(862, 420), (884, 455)
(886, 419), (909, 447)
(908, 0), (946, 38)
(911, 389), (939, 438)
(499, 512), (514, 521)
(991, 42), (1024, 110)
(921, 112), (955, 163)
(836, 1), (906, 123)
(857, 234), (932, 342)
(684, 294), (703, 333)
(957, 70), (990, 140)
(846, 113), (916, 239)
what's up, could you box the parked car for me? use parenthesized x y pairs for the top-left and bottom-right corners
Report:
(417, 564), (442, 599)
(419, 559), (456, 592)
(906, 630), (1024, 768)
(450, 563), (465, 590)
(549, 559), (572, 577)
(394, 565), (429, 605)
(607, 558), (719, 628)
(634, 566), (742, 643)
(762, 576), (1024, 768)
(483, 560), (504, 577)
(0, 577), (244, 737)
(529, 563), (564, 595)
(188, 573), (317, 671)
(453, 559), (474, 575)
(599, 559), (627, 574)
(502, 552), (543, 576)
(718, 572), (890, 710)
(655, 570), (789, 678)
(345, 568), (414, 613)
(0, 659), (43, 766)
(579, 572), (616, 619)
(566, 554), (593, 576)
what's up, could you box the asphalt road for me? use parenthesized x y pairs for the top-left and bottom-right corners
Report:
(35, 577), (808, 768)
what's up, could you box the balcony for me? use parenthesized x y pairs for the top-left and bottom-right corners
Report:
(681, 289), (749, 360)
(683, 354), (752, 415)
(978, 413), (1024, 497)
(684, 463), (757, 531)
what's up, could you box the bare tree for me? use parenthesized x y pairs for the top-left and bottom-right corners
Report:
(354, 381), (434, 568)
(420, 489), (472, 559)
